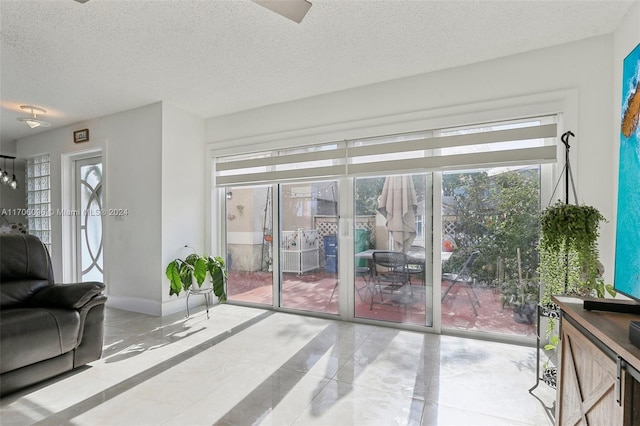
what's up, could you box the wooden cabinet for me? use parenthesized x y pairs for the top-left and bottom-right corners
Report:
(558, 318), (625, 424)
(554, 296), (640, 426)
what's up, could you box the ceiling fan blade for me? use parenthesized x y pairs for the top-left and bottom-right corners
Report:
(252, 0), (312, 24)
(73, 0), (91, 3)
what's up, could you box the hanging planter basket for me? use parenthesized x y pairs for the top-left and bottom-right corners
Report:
(540, 202), (605, 258)
(539, 200), (611, 302)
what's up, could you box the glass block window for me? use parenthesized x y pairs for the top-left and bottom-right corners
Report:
(26, 154), (51, 252)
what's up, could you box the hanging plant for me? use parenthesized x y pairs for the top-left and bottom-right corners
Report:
(537, 201), (614, 390)
(538, 201), (614, 333)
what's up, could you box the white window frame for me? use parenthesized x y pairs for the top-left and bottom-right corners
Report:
(206, 90), (577, 332)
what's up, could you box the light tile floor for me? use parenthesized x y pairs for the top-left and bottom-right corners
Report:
(0, 305), (556, 425)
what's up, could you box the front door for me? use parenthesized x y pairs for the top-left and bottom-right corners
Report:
(75, 157), (104, 282)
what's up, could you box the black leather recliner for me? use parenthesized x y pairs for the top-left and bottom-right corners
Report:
(0, 234), (107, 396)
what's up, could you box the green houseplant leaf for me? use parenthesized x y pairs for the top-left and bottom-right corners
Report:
(165, 260), (182, 296)
(165, 252), (227, 303)
(207, 255), (227, 302)
(193, 257), (208, 287)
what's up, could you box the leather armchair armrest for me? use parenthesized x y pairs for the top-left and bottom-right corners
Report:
(30, 282), (105, 310)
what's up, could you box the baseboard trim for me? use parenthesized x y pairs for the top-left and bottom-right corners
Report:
(105, 294), (220, 317)
(105, 295), (161, 316)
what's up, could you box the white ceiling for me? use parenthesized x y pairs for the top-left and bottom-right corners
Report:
(1, 0), (636, 146)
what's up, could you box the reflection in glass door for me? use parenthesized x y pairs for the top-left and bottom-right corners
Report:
(354, 174), (433, 326)
(76, 158), (103, 282)
(441, 168), (540, 338)
(225, 185), (274, 305)
(223, 176), (436, 323)
(280, 180), (338, 314)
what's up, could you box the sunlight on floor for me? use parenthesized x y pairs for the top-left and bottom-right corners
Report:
(0, 305), (555, 426)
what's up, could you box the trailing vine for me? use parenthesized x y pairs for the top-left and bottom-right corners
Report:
(538, 201), (614, 335)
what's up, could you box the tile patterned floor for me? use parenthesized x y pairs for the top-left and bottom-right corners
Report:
(0, 305), (555, 425)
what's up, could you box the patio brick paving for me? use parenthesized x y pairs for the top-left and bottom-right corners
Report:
(227, 270), (536, 338)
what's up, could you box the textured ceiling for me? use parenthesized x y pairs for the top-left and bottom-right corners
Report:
(0, 0), (636, 145)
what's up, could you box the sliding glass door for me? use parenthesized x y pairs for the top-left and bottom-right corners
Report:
(280, 180), (339, 314)
(353, 174), (434, 327)
(216, 114), (556, 336)
(221, 166), (541, 336)
(441, 167), (541, 338)
(222, 166), (543, 336)
(223, 181), (341, 316)
(223, 176), (435, 325)
(225, 185), (274, 305)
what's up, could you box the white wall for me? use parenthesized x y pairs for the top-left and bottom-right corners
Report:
(17, 103), (164, 314)
(160, 103), (206, 315)
(16, 101), (206, 316)
(206, 35), (618, 282)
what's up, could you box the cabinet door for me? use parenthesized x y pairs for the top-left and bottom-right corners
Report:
(557, 320), (624, 425)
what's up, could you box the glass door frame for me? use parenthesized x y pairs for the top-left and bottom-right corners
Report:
(216, 167), (553, 337)
(209, 97), (566, 340)
(336, 177), (354, 321)
(215, 170), (556, 337)
(275, 179), (343, 317)
(216, 177), (440, 331)
(60, 148), (105, 284)
(349, 173), (438, 332)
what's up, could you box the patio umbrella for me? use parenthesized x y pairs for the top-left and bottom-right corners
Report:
(377, 175), (418, 253)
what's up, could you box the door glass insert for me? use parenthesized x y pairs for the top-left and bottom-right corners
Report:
(354, 173), (433, 326)
(441, 167), (540, 337)
(78, 160), (103, 282)
(280, 180), (338, 315)
(225, 185), (274, 305)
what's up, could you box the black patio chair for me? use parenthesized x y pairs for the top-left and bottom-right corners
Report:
(354, 265), (372, 302)
(371, 251), (411, 310)
(329, 266), (370, 303)
(406, 245), (426, 286)
(441, 250), (481, 315)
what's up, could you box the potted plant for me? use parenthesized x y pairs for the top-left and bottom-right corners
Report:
(165, 253), (227, 302)
(536, 200), (614, 387)
(501, 277), (538, 324)
(538, 200), (614, 313)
